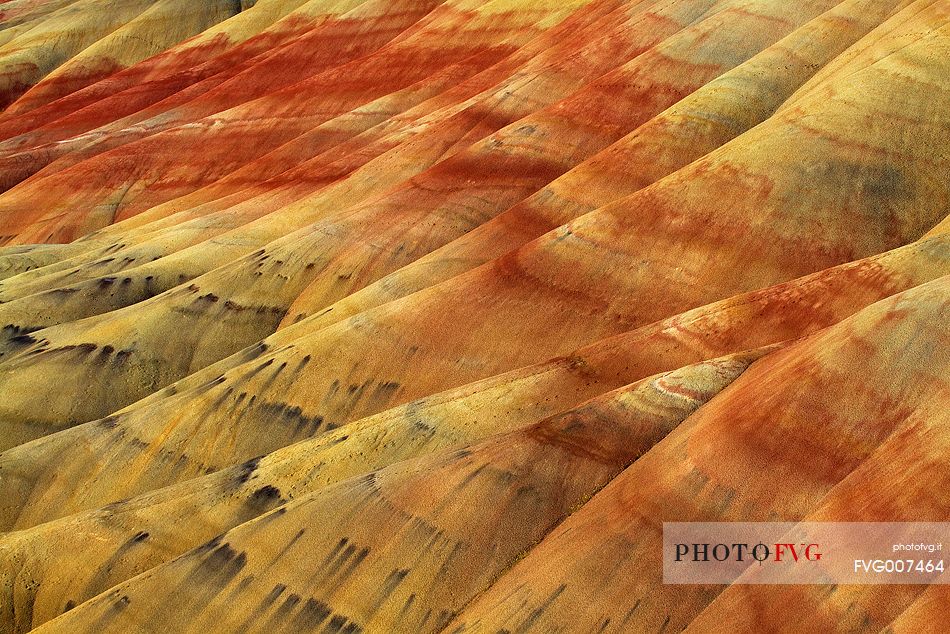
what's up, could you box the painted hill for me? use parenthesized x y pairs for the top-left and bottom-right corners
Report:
(0, 0), (948, 632)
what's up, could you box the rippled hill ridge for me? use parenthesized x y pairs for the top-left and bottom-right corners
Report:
(0, 0), (948, 632)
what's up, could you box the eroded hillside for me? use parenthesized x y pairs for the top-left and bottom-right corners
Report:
(0, 0), (948, 632)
